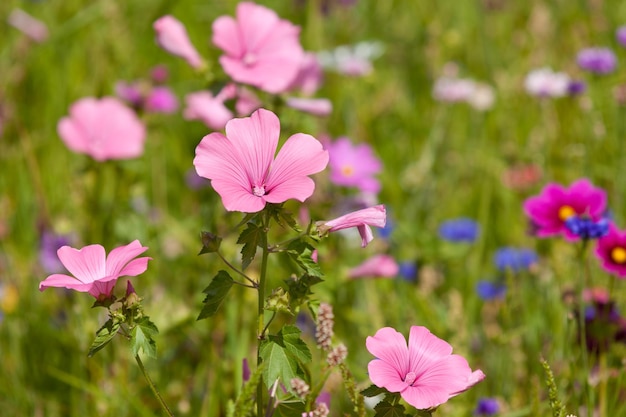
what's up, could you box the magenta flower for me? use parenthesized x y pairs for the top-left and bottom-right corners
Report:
(58, 97), (146, 161)
(327, 137), (382, 193)
(145, 86), (178, 114)
(316, 205), (386, 247)
(523, 179), (607, 241)
(183, 90), (233, 130)
(194, 108), (329, 213)
(366, 326), (485, 410)
(212, 2), (304, 94)
(153, 15), (204, 69)
(596, 224), (626, 278)
(348, 254), (399, 279)
(39, 240), (151, 300)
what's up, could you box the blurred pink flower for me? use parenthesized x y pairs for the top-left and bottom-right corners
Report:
(153, 15), (204, 69)
(57, 97), (146, 161)
(316, 205), (386, 247)
(348, 254), (398, 278)
(288, 52), (324, 95)
(327, 137), (382, 193)
(194, 108), (328, 212)
(523, 178), (607, 241)
(212, 2), (304, 93)
(183, 89), (233, 130)
(8, 9), (48, 43)
(285, 97), (332, 116)
(145, 86), (178, 113)
(524, 68), (570, 98)
(235, 87), (262, 116)
(39, 240), (150, 300)
(366, 326), (485, 410)
(596, 224), (626, 278)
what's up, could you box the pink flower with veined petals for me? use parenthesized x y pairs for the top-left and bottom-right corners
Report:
(39, 240), (151, 300)
(366, 326), (485, 410)
(316, 205), (386, 247)
(523, 178), (607, 241)
(58, 97), (146, 161)
(153, 15), (204, 69)
(595, 224), (626, 278)
(348, 254), (398, 278)
(193, 108), (328, 213)
(212, 2), (304, 94)
(327, 137), (382, 193)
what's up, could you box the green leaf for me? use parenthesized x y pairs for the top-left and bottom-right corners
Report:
(199, 231), (222, 255)
(273, 400), (306, 417)
(260, 325), (311, 388)
(374, 401), (407, 417)
(285, 274), (324, 308)
(274, 325), (312, 364)
(267, 204), (300, 232)
(361, 384), (388, 397)
(237, 222), (262, 270)
(88, 318), (121, 357)
(131, 316), (158, 358)
(286, 240), (323, 278)
(197, 270), (234, 320)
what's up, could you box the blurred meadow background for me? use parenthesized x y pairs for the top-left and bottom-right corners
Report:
(3, 0), (626, 415)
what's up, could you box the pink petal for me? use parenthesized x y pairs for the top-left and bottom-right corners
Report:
(262, 176), (316, 204)
(154, 15), (203, 68)
(212, 15), (243, 57)
(57, 244), (106, 284)
(236, 2), (280, 53)
(401, 384), (454, 410)
(39, 273), (93, 293)
(357, 225), (374, 247)
(211, 178), (267, 212)
(366, 327), (409, 375)
(118, 257), (151, 277)
(105, 240), (149, 276)
(407, 326), (453, 369)
(285, 97), (332, 116)
(194, 132), (251, 189)
(368, 359), (409, 393)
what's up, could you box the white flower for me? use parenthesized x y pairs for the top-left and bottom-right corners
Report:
(524, 67), (570, 97)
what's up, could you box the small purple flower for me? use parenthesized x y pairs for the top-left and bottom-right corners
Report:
(327, 137), (382, 193)
(617, 26), (626, 48)
(398, 261), (418, 282)
(567, 80), (586, 96)
(185, 168), (210, 190)
(145, 86), (179, 114)
(476, 281), (506, 301)
(494, 247), (538, 272)
(577, 47), (617, 74)
(39, 231), (72, 274)
(474, 397), (499, 415)
(115, 81), (144, 107)
(564, 216), (609, 240)
(438, 218), (480, 242)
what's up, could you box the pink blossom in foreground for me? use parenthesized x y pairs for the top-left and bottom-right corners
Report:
(58, 97), (146, 161)
(285, 97), (332, 116)
(316, 205), (386, 247)
(183, 90), (233, 130)
(153, 15), (204, 69)
(595, 224), (626, 278)
(327, 137), (382, 193)
(212, 2), (304, 93)
(348, 254), (398, 278)
(523, 179), (607, 241)
(194, 108), (328, 212)
(39, 240), (150, 299)
(366, 326), (485, 410)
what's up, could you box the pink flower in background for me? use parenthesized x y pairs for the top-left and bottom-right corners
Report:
(524, 68), (570, 98)
(39, 240), (151, 299)
(145, 86), (179, 113)
(183, 90), (233, 130)
(58, 97), (146, 161)
(595, 224), (626, 278)
(285, 97), (332, 116)
(327, 137), (382, 193)
(153, 15), (204, 69)
(212, 2), (304, 93)
(8, 9), (49, 43)
(348, 254), (398, 278)
(366, 326), (485, 410)
(235, 87), (262, 116)
(194, 108), (328, 212)
(288, 52), (324, 95)
(523, 179), (607, 241)
(316, 205), (386, 247)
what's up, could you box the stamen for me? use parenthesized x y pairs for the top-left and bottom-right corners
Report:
(611, 247), (626, 264)
(341, 165), (355, 177)
(404, 371), (417, 386)
(253, 185), (266, 197)
(558, 205), (576, 221)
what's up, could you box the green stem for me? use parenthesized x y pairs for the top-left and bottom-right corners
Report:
(257, 210), (271, 417)
(576, 239), (593, 415)
(216, 251), (257, 287)
(134, 354), (174, 417)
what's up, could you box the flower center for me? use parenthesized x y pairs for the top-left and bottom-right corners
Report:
(611, 247), (626, 264)
(243, 52), (257, 66)
(252, 185), (266, 197)
(558, 205), (576, 221)
(341, 165), (355, 177)
(404, 371), (417, 386)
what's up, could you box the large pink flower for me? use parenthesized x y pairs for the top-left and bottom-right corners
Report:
(212, 2), (304, 94)
(39, 240), (150, 299)
(523, 178), (607, 241)
(57, 97), (146, 161)
(193, 108), (328, 213)
(595, 224), (626, 278)
(317, 205), (386, 247)
(367, 326), (485, 410)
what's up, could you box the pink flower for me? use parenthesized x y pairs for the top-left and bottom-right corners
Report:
(193, 108), (329, 213)
(316, 205), (386, 247)
(235, 87), (262, 116)
(212, 2), (304, 94)
(523, 179), (607, 241)
(8, 9), (49, 43)
(595, 224), (626, 278)
(39, 240), (151, 300)
(183, 90), (233, 130)
(288, 52), (324, 95)
(57, 97), (146, 161)
(348, 254), (398, 278)
(285, 97), (332, 116)
(145, 86), (179, 114)
(327, 137), (382, 193)
(153, 15), (204, 69)
(366, 326), (485, 410)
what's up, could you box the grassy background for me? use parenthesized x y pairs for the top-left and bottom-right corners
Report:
(2, 0), (626, 415)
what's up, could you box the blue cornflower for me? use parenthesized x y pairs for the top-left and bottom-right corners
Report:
(474, 397), (499, 415)
(476, 281), (506, 301)
(564, 216), (609, 240)
(494, 247), (538, 272)
(398, 261), (418, 282)
(438, 218), (480, 242)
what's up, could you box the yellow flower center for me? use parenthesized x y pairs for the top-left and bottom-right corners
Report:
(558, 205), (576, 221)
(611, 247), (626, 264)
(341, 165), (355, 177)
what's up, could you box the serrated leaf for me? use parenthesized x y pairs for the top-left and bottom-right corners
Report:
(260, 326), (311, 388)
(361, 384), (388, 397)
(268, 205), (300, 232)
(273, 325), (312, 364)
(286, 240), (323, 278)
(237, 223), (262, 270)
(88, 319), (121, 357)
(273, 400), (306, 417)
(286, 274), (324, 305)
(199, 231), (222, 254)
(131, 317), (158, 358)
(374, 401), (407, 417)
(198, 270), (234, 320)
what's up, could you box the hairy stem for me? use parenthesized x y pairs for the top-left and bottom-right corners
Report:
(134, 354), (174, 417)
